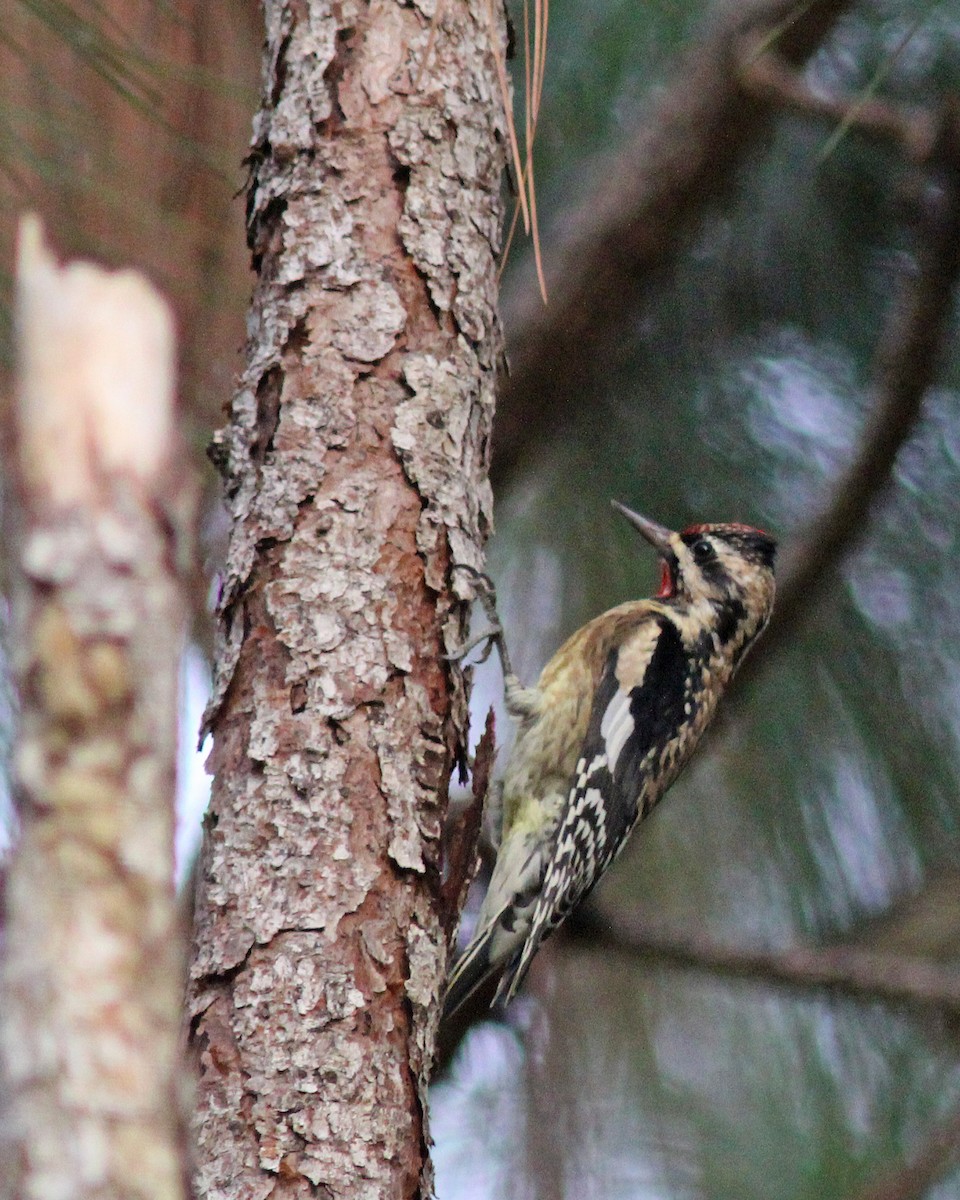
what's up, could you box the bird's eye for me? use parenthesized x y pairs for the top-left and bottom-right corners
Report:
(691, 537), (715, 564)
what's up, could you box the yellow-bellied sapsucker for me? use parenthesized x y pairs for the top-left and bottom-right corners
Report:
(444, 502), (777, 1016)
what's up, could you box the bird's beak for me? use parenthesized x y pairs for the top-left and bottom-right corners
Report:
(611, 501), (675, 555)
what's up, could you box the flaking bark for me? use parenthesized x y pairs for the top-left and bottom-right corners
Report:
(0, 219), (192, 1200)
(187, 3), (506, 1198)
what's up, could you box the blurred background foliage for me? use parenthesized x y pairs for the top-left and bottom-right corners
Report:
(0, 0), (258, 486)
(3, 1), (960, 1198)
(440, 1), (960, 1198)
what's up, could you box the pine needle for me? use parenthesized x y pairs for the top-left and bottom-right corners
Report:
(486, 0), (530, 236)
(818, 10), (931, 163)
(416, 0), (550, 302)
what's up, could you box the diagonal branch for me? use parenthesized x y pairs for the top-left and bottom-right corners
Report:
(568, 905), (960, 1016)
(493, 0), (856, 488)
(736, 26), (936, 157)
(734, 98), (960, 691)
(436, 891), (960, 1074)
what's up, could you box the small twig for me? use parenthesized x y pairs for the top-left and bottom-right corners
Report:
(736, 29), (936, 159)
(851, 1106), (960, 1200)
(434, 712), (498, 1070)
(568, 906), (960, 1016)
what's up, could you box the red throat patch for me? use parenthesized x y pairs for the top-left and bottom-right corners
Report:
(657, 559), (675, 598)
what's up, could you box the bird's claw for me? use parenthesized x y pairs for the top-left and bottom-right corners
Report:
(443, 626), (501, 665)
(447, 563), (514, 678)
(450, 563), (501, 631)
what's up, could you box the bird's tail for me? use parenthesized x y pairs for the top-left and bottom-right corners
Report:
(443, 924), (505, 1019)
(443, 841), (542, 1017)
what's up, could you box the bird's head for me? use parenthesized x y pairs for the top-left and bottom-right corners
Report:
(613, 501), (777, 633)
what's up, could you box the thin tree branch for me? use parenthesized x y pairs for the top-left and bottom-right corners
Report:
(493, 0), (855, 488)
(851, 1107), (960, 1200)
(736, 28), (936, 158)
(735, 98), (960, 689)
(569, 906), (960, 1016)
(435, 893), (960, 1075)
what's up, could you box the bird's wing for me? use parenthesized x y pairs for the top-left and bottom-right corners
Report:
(497, 613), (691, 1004)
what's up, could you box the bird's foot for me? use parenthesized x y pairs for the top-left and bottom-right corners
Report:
(446, 564), (516, 680)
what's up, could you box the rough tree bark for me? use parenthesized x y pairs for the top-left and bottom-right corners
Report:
(187, 3), (506, 1198)
(0, 219), (191, 1200)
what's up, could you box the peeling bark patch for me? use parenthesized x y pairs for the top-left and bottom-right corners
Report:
(320, 26), (352, 135)
(252, 365), (283, 467)
(390, 66), (505, 349)
(189, 2), (506, 1197)
(332, 279), (406, 362)
(394, 350), (494, 598)
(278, 193), (362, 287)
(250, 195), (288, 270)
(271, 34), (292, 109)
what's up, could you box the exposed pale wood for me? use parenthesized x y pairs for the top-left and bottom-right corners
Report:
(1, 217), (192, 1200)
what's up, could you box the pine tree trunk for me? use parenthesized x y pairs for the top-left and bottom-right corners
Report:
(187, 3), (507, 1198)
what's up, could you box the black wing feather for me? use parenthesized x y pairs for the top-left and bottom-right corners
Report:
(498, 616), (690, 1003)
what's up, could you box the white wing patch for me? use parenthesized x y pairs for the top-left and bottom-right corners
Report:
(599, 621), (660, 773)
(599, 689), (633, 773)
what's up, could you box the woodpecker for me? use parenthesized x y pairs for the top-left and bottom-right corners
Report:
(443, 502), (776, 1017)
